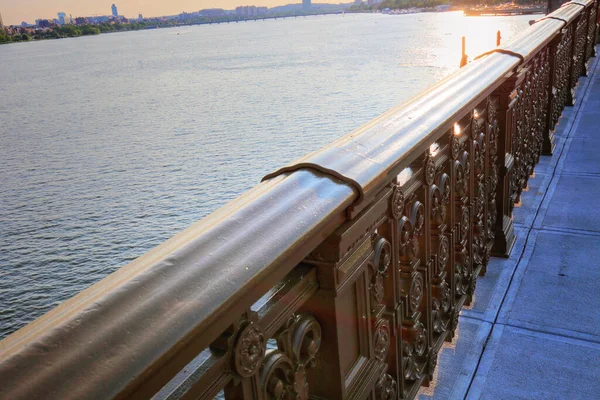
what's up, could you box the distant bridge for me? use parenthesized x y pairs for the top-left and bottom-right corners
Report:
(200, 11), (345, 26)
(464, 6), (546, 16)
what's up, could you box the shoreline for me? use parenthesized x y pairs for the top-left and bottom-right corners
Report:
(0, 11), (351, 45)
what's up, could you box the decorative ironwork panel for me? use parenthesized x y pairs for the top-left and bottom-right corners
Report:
(570, 13), (589, 103)
(551, 25), (574, 127)
(586, 5), (598, 60)
(392, 172), (429, 399)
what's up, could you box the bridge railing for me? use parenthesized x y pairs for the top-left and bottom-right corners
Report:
(1, 2), (598, 399)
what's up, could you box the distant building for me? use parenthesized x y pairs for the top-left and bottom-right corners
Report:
(111, 4), (118, 18)
(87, 16), (110, 24)
(179, 11), (203, 21)
(235, 6), (268, 17)
(75, 17), (89, 25)
(57, 12), (66, 25)
(303, 0), (311, 11)
(35, 19), (52, 28)
(200, 8), (226, 17)
(138, 13), (143, 20)
(0, 11), (4, 27)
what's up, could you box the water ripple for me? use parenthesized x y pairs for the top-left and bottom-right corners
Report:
(0, 12), (532, 339)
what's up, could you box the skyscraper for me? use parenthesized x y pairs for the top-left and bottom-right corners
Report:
(0, 11), (4, 27)
(303, 0), (311, 11)
(57, 12), (66, 25)
(111, 4), (118, 18)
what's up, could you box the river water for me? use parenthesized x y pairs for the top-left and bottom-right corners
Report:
(0, 12), (533, 339)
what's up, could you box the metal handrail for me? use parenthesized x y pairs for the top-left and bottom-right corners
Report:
(0, 1), (596, 398)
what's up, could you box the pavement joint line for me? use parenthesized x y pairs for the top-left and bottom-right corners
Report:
(494, 230), (539, 326)
(498, 322), (600, 348)
(458, 314), (488, 323)
(513, 221), (535, 229)
(531, 225), (600, 237)
(463, 325), (505, 400)
(499, 321), (600, 346)
(480, 319), (600, 347)
(430, 321), (493, 400)
(463, 46), (600, 399)
(555, 170), (600, 177)
(463, 219), (535, 397)
(461, 230), (529, 323)
(462, 308), (497, 324)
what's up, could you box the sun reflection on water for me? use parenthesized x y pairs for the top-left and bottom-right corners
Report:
(426, 11), (534, 72)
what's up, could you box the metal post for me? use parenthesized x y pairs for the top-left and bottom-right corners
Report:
(460, 36), (468, 68)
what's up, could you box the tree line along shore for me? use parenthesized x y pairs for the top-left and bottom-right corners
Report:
(0, 22), (176, 44)
(0, 1), (545, 45)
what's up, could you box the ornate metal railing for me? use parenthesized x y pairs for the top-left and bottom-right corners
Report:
(1, 2), (598, 399)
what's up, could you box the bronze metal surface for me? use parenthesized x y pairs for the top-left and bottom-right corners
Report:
(0, 1), (597, 398)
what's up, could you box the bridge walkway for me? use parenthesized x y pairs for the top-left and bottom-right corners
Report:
(419, 47), (600, 400)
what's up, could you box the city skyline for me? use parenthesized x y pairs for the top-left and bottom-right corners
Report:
(0, 0), (327, 26)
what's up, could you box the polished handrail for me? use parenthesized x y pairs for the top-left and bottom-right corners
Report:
(0, 1), (596, 398)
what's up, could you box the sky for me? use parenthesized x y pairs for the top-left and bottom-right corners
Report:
(0, 0), (310, 26)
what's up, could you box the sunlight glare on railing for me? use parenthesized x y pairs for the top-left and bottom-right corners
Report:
(454, 122), (462, 136)
(429, 142), (440, 156)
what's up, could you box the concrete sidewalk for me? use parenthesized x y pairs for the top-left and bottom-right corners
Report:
(419, 48), (600, 400)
